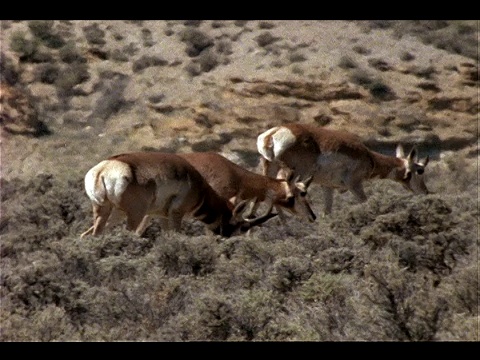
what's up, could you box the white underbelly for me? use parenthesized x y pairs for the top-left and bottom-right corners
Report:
(313, 153), (368, 188)
(149, 179), (192, 214)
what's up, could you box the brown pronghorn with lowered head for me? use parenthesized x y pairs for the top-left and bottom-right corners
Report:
(80, 152), (277, 238)
(257, 123), (430, 215)
(177, 152), (316, 222)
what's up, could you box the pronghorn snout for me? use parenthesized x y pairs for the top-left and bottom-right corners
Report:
(307, 208), (317, 222)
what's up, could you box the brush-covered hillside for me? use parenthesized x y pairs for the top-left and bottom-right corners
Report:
(0, 20), (478, 341)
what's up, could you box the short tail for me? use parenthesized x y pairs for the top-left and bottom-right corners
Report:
(84, 159), (133, 206)
(257, 127), (279, 161)
(84, 162), (107, 205)
(257, 126), (297, 161)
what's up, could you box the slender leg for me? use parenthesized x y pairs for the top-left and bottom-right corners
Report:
(158, 215), (170, 232)
(169, 210), (184, 232)
(125, 206), (148, 235)
(260, 157), (270, 176)
(135, 215), (151, 236)
(276, 206), (287, 222)
(322, 186), (334, 216)
(91, 202), (113, 236)
(349, 182), (368, 203)
(80, 225), (95, 238)
(104, 207), (124, 231)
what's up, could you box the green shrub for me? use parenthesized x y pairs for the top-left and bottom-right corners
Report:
(55, 63), (90, 95)
(59, 42), (86, 64)
(255, 31), (279, 47)
(338, 55), (358, 69)
(28, 20), (65, 49)
(28, 20), (54, 39)
(10, 31), (39, 61)
(141, 28), (154, 47)
(83, 23), (106, 46)
(132, 55), (168, 72)
(179, 28), (213, 57)
(35, 63), (60, 84)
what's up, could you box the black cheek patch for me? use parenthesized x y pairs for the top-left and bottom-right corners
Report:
(281, 197), (295, 208)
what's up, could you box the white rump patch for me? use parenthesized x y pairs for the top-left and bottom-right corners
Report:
(257, 126), (296, 161)
(84, 159), (132, 206)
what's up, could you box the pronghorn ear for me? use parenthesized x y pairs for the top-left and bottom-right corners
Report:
(407, 147), (418, 162)
(296, 175), (314, 189)
(285, 168), (295, 182)
(396, 144), (405, 158)
(303, 174), (314, 188)
(420, 155), (430, 167)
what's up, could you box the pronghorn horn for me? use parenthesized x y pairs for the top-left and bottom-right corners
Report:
(242, 197), (257, 219)
(232, 199), (249, 217)
(244, 200), (277, 227)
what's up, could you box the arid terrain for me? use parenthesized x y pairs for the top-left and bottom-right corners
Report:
(0, 20), (478, 341)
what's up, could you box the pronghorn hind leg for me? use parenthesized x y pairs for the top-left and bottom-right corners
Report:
(91, 202), (113, 236)
(260, 156), (270, 176)
(80, 225), (95, 238)
(158, 215), (170, 233)
(322, 186), (334, 216)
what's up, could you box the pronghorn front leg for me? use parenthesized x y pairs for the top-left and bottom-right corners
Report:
(276, 206), (288, 225)
(348, 181), (368, 204)
(134, 215), (151, 236)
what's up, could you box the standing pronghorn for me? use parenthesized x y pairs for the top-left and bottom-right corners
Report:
(80, 152), (277, 238)
(177, 152), (316, 222)
(257, 123), (430, 215)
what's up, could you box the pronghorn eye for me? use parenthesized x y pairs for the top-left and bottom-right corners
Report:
(416, 168), (424, 175)
(300, 191), (307, 197)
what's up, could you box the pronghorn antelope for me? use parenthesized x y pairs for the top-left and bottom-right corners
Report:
(257, 123), (430, 215)
(177, 152), (316, 222)
(80, 152), (277, 238)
